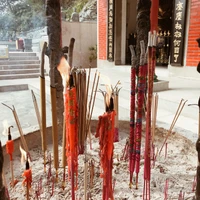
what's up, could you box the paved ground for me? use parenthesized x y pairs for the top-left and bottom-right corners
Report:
(0, 65), (199, 146)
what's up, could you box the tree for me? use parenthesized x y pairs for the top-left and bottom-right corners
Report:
(0, 0), (46, 40)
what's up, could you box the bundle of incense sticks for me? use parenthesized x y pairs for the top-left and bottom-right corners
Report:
(58, 59), (100, 198)
(72, 67), (99, 200)
(143, 31), (157, 200)
(72, 68), (100, 154)
(112, 81), (121, 143)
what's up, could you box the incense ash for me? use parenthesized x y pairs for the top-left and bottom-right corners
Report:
(4, 124), (196, 200)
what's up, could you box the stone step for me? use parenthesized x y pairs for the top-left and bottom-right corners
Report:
(0, 84), (28, 92)
(0, 60), (40, 65)
(0, 73), (40, 80)
(0, 64), (40, 70)
(0, 69), (40, 75)
(9, 52), (37, 57)
(8, 56), (39, 61)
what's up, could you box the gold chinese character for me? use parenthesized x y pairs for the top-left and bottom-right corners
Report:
(174, 47), (180, 54)
(174, 54), (179, 62)
(175, 22), (182, 30)
(174, 31), (182, 38)
(176, 1), (183, 11)
(174, 39), (181, 46)
(175, 12), (182, 20)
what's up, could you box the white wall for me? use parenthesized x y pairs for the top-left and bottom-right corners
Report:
(62, 21), (97, 68)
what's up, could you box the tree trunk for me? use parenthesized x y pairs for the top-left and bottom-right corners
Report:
(0, 141), (8, 200)
(136, 0), (151, 71)
(46, 0), (64, 136)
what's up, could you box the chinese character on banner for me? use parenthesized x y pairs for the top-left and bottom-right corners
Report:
(107, 0), (115, 61)
(171, 0), (186, 66)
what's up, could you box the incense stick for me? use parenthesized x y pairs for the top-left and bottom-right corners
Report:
(83, 67), (91, 200)
(151, 93), (158, 144)
(87, 72), (100, 130)
(31, 90), (42, 131)
(2, 103), (29, 154)
(40, 42), (47, 172)
(159, 99), (187, 155)
(87, 70), (97, 123)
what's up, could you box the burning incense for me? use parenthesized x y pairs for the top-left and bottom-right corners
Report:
(40, 42), (47, 172)
(2, 103), (29, 157)
(22, 157), (32, 200)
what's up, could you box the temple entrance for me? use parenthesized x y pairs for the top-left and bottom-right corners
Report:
(125, 0), (137, 65)
(114, 0), (174, 66)
(113, 0), (137, 65)
(156, 0), (173, 66)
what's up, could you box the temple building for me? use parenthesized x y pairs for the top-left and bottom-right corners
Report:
(97, 0), (200, 79)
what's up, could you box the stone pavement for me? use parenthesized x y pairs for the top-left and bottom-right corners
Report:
(0, 65), (199, 146)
